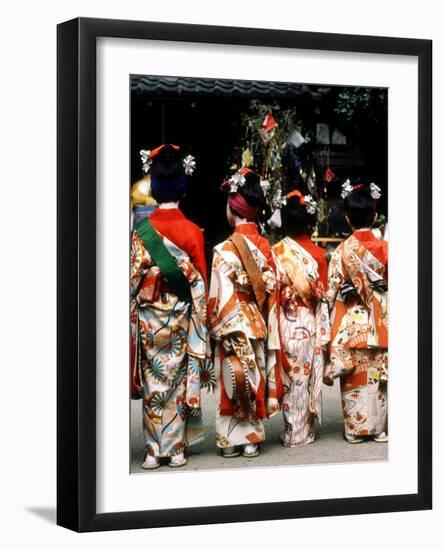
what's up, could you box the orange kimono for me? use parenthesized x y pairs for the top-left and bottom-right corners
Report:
(208, 223), (279, 448)
(326, 230), (388, 438)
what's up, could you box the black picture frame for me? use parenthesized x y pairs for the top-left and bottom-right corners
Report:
(57, 17), (432, 532)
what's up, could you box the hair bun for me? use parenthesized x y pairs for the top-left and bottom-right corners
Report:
(239, 171), (264, 209)
(157, 144), (180, 161)
(356, 183), (381, 201)
(150, 144), (185, 182)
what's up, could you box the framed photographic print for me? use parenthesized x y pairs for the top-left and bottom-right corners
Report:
(57, 17), (432, 532)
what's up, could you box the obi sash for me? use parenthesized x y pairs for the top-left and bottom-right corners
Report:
(135, 217), (192, 304)
(229, 232), (267, 312)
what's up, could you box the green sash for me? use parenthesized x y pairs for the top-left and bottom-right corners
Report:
(135, 217), (192, 303)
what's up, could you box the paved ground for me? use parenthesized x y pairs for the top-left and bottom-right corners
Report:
(130, 381), (387, 474)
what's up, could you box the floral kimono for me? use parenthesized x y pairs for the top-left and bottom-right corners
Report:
(208, 223), (279, 449)
(326, 230), (388, 438)
(271, 235), (330, 447)
(130, 208), (213, 458)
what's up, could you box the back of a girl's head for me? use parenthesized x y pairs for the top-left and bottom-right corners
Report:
(282, 193), (316, 236)
(344, 184), (377, 229)
(150, 144), (184, 182)
(150, 145), (186, 203)
(238, 172), (264, 210)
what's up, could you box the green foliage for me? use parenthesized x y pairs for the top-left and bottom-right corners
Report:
(334, 87), (387, 125)
(235, 100), (305, 211)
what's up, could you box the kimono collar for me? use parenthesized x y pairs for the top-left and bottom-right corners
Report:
(353, 229), (378, 241)
(292, 233), (312, 244)
(149, 207), (186, 222)
(234, 222), (260, 237)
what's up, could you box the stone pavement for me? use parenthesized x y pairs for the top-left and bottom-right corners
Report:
(130, 381), (387, 474)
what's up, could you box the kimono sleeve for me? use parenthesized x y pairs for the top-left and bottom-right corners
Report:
(326, 245), (345, 308)
(207, 248), (243, 341)
(317, 252), (328, 289)
(130, 230), (152, 296)
(265, 250), (284, 415)
(189, 226), (208, 290)
(266, 250), (281, 352)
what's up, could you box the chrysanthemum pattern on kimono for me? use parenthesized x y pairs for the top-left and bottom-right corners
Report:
(131, 230), (213, 458)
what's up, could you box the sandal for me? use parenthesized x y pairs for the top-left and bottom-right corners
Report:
(373, 431), (389, 443)
(222, 446), (241, 458)
(242, 443), (259, 458)
(142, 455), (161, 470)
(168, 452), (188, 468)
(344, 433), (364, 444)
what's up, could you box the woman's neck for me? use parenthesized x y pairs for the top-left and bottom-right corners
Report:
(234, 217), (255, 227)
(159, 201), (179, 210)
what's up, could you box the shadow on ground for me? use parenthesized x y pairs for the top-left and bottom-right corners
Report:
(26, 507), (56, 524)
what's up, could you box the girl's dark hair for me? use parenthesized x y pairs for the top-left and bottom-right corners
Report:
(343, 185), (377, 229)
(230, 171), (264, 219)
(150, 144), (187, 203)
(282, 195), (316, 237)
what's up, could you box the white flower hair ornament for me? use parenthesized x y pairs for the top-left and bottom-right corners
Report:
(341, 179), (354, 198)
(183, 155), (196, 176)
(140, 149), (153, 174)
(260, 178), (271, 195)
(221, 166), (269, 195)
(139, 144), (196, 176)
(228, 170), (246, 193)
(369, 182), (382, 200)
(272, 188), (287, 209)
(303, 194), (318, 214)
(286, 189), (317, 214)
(341, 179), (382, 200)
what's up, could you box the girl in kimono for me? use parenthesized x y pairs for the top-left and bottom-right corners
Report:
(271, 190), (330, 447)
(325, 181), (388, 444)
(208, 167), (279, 458)
(131, 144), (213, 469)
